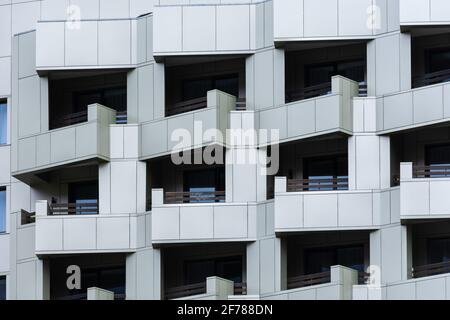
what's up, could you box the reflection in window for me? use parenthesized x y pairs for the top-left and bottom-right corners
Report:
(0, 102), (6, 145)
(0, 187), (5, 233)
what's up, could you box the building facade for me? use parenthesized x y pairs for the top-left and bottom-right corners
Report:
(1, 0), (450, 300)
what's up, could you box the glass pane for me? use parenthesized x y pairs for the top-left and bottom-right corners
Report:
(336, 246), (365, 272)
(185, 260), (215, 284)
(216, 259), (242, 283)
(214, 75), (239, 97)
(305, 249), (335, 274)
(428, 238), (450, 264)
(103, 87), (127, 112)
(426, 144), (450, 177)
(0, 103), (6, 145)
(0, 276), (5, 300)
(182, 79), (213, 101)
(337, 60), (365, 82)
(428, 48), (450, 73)
(0, 188), (5, 233)
(306, 65), (335, 86)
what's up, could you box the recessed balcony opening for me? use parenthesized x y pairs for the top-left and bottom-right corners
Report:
(412, 30), (450, 89)
(48, 71), (128, 130)
(285, 42), (367, 104)
(34, 164), (99, 216)
(0, 100), (6, 145)
(162, 243), (246, 300)
(268, 135), (349, 198)
(411, 221), (450, 279)
(48, 254), (126, 300)
(147, 153), (225, 207)
(285, 231), (370, 290)
(165, 56), (246, 117)
(390, 125), (450, 186)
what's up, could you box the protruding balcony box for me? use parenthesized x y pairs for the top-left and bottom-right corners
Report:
(140, 90), (235, 160)
(273, 0), (383, 42)
(377, 81), (450, 134)
(35, 200), (140, 254)
(400, 0), (450, 27)
(400, 162), (450, 220)
(153, 3), (258, 57)
(35, 15), (153, 71)
(151, 189), (273, 244)
(274, 177), (390, 232)
(13, 104), (114, 183)
(261, 266), (358, 300)
(259, 76), (358, 145)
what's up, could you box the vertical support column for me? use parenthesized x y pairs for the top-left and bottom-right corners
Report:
(36, 258), (50, 300)
(402, 225), (413, 280)
(367, 32), (411, 97)
(246, 241), (260, 295)
(274, 237), (287, 291)
(348, 135), (391, 190)
(245, 48), (285, 111)
(226, 111), (266, 203)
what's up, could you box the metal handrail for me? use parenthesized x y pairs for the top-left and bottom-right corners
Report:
(412, 261), (450, 278)
(49, 201), (99, 215)
(413, 68), (450, 88)
(287, 271), (331, 289)
(287, 178), (349, 192)
(414, 165), (450, 178)
(166, 97), (208, 117)
(165, 191), (226, 204)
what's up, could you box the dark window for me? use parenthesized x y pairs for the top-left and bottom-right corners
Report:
(0, 187), (5, 233)
(427, 47), (450, 73)
(0, 101), (6, 145)
(184, 256), (243, 285)
(428, 238), (450, 264)
(182, 74), (239, 101)
(426, 144), (450, 166)
(304, 245), (365, 274)
(303, 155), (348, 190)
(68, 181), (98, 214)
(0, 276), (5, 300)
(305, 60), (365, 87)
(73, 87), (126, 113)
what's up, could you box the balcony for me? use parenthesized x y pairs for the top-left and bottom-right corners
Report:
(153, 3), (258, 57)
(165, 279), (247, 300)
(261, 266), (359, 300)
(273, 0), (381, 42)
(413, 69), (450, 89)
(259, 76), (358, 145)
(35, 15), (153, 71)
(13, 104), (115, 183)
(151, 188), (271, 244)
(377, 80), (450, 133)
(400, 0), (450, 27)
(274, 176), (385, 232)
(400, 162), (450, 219)
(140, 90), (235, 160)
(35, 200), (140, 254)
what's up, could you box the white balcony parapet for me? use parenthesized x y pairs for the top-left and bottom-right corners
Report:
(274, 176), (400, 232)
(35, 200), (146, 254)
(400, 0), (450, 27)
(153, 3), (266, 56)
(14, 103), (116, 182)
(258, 76), (358, 145)
(377, 81), (450, 134)
(400, 161), (450, 219)
(151, 188), (274, 244)
(260, 266), (358, 300)
(36, 15), (153, 71)
(140, 90), (235, 160)
(273, 0), (395, 42)
(87, 287), (115, 300)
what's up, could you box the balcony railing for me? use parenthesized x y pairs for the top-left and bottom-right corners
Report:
(164, 281), (246, 300)
(287, 271), (331, 290)
(48, 201), (99, 215)
(287, 178), (349, 192)
(286, 81), (366, 103)
(164, 191), (225, 204)
(166, 97), (208, 117)
(21, 209), (35, 225)
(412, 261), (450, 279)
(413, 69), (450, 89)
(235, 98), (246, 111)
(115, 111), (127, 124)
(414, 165), (450, 178)
(164, 282), (207, 300)
(51, 110), (88, 129)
